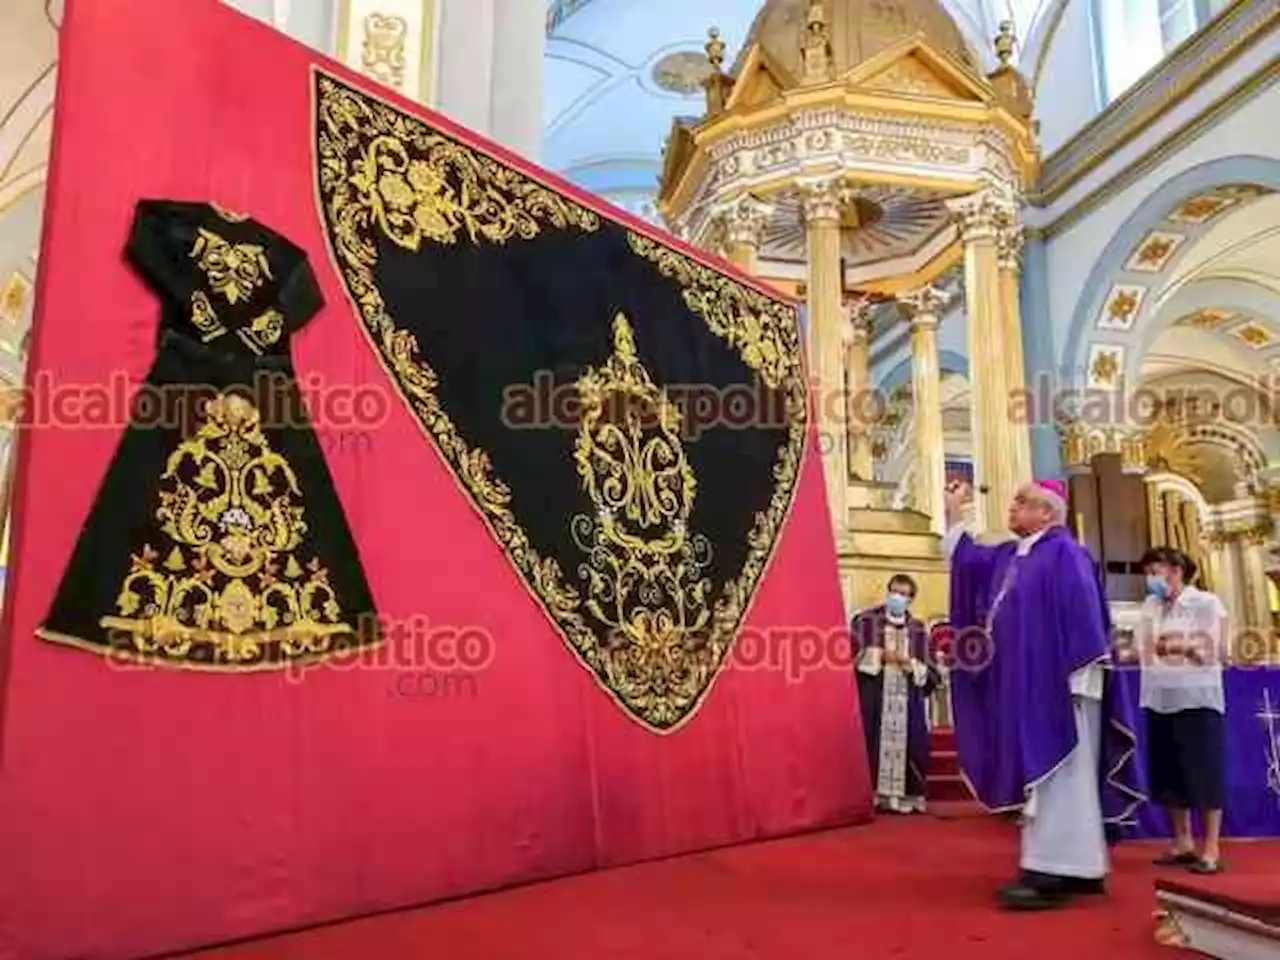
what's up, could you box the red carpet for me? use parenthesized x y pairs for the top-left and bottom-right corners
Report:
(168, 812), (1279, 960)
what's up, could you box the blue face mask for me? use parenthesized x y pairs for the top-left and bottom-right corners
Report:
(1146, 575), (1170, 599)
(885, 593), (910, 616)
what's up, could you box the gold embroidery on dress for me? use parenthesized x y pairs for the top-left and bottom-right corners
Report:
(211, 202), (250, 223)
(190, 290), (227, 343)
(312, 69), (806, 730)
(249, 308), (284, 345)
(571, 313), (716, 724)
(99, 393), (355, 666)
(190, 228), (273, 305)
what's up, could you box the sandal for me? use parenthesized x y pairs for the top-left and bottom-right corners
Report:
(1188, 859), (1224, 875)
(1153, 850), (1198, 866)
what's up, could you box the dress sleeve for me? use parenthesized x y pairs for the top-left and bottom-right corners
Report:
(124, 199), (185, 301)
(277, 252), (325, 333)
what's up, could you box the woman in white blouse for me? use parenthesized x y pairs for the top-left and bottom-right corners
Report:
(1137, 547), (1228, 874)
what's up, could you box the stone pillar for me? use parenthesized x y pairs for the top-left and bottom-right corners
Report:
(843, 297), (875, 482)
(488, 0), (545, 161)
(949, 189), (1015, 533)
(429, 0), (544, 160)
(717, 195), (774, 275)
(997, 211), (1033, 488)
(901, 285), (950, 535)
(802, 179), (847, 534)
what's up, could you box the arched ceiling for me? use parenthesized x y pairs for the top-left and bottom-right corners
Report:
(543, 0), (1056, 189)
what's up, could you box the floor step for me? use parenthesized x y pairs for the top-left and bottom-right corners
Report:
(926, 774), (971, 802)
(928, 750), (959, 778)
(929, 728), (956, 753)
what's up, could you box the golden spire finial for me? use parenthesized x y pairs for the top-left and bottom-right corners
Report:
(703, 26), (734, 116)
(705, 27), (725, 72)
(994, 20), (1016, 68)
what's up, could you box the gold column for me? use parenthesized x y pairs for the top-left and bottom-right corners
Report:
(718, 194), (774, 276)
(949, 190), (1014, 533)
(802, 179), (848, 534)
(843, 297), (875, 482)
(996, 212), (1032, 487)
(1207, 528), (1245, 630)
(1242, 526), (1273, 629)
(900, 286), (950, 535)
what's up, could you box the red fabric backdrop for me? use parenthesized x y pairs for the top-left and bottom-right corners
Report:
(0, 1), (871, 957)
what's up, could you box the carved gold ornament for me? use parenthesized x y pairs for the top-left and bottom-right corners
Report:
(313, 70), (807, 731)
(190, 228), (273, 306)
(100, 393), (354, 665)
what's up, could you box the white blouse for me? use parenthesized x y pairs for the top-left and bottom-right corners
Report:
(1137, 586), (1227, 714)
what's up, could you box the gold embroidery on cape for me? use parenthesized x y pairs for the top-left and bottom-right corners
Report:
(625, 232), (799, 391)
(100, 393), (356, 666)
(190, 228), (273, 305)
(316, 74), (598, 252)
(571, 313), (716, 723)
(211, 202), (250, 223)
(190, 290), (227, 342)
(312, 69), (806, 731)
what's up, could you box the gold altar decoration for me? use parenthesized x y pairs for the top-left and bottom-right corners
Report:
(657, 0), (1040, 617)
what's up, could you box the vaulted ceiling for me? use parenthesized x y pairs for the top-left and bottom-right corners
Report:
(543, 0), (1058, 193)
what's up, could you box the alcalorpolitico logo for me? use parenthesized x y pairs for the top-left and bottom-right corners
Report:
(3, 369), (391, 431)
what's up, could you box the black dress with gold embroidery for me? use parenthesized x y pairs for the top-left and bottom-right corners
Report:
(39, 199), (380, 670)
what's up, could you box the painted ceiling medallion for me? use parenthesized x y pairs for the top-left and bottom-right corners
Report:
(1086, 344), (1124, 389)
(1125, 231), (1186, 273)
(1096, 283), (1145, 331)
(1168, 194), (1237, 224)
(1173, 308), (1235, 330)
(652, 50), (714, 96)
(1230, 320), (1274, 351)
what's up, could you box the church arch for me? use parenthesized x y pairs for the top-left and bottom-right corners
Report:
(1060, 155), (1280, 394)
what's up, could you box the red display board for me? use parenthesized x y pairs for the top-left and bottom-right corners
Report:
(0, 1), (870, 957)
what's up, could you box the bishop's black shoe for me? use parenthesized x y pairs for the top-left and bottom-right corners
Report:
(997, 871), (1104, 910)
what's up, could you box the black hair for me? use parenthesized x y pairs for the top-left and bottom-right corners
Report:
(887, 573), (918, 598)
(1139, 546), (1198, 583)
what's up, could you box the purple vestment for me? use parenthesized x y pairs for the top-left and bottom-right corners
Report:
(949, 525), (1145, 824)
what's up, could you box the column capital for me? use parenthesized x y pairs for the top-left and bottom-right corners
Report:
(841, 296), (876, 344)
(947, 188), (1015, 243)
(800, 179), (844, 224)
(899, 284), (951, 325)
(714, 194), (775, 248)
(997, 218), (1025, 271)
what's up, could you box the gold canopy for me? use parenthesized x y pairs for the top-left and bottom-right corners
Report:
(733, 0), (976, 82)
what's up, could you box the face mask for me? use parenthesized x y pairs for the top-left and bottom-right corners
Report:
(1146, 575), (1170, 600)
(885, 593), (909, 616)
